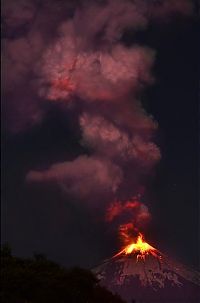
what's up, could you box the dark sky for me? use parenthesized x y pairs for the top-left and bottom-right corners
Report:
(140, 18), (199, 269)
(2, 1), (199, 270)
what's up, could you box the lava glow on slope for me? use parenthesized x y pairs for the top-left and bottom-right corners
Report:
(113, 233), (162, 261)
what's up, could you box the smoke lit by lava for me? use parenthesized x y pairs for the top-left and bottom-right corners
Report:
(8, 0), (195, 281)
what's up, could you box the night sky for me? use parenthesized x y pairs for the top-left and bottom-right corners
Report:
(2, 0), (199, 270)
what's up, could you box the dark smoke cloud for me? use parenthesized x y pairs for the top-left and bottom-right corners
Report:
(2, 0), (192, 132)
(80, 112), (160, 166)
(2, 0), (193, 237)
(2, 0), (76, 132)
(26, 155), (122, 201)
(38, 43), (155, 102)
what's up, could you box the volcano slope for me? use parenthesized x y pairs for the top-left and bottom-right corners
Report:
(93, 251), (200, 303)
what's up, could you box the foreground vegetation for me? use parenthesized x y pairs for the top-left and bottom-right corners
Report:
(1, 244), (125, 303)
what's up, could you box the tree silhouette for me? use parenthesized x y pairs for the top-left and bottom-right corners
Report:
(1, 244), (125, 303)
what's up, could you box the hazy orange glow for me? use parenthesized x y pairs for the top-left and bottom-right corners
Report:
(52, 77), (75, 91)
(114, 233), (161, 261)
(51, 58), (77, 94)
(105, 199), (140, 222)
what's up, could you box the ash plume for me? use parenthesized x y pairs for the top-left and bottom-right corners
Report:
(2, 0), (193, 240)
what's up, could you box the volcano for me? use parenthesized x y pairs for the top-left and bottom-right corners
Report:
(93, 237), (200, 303)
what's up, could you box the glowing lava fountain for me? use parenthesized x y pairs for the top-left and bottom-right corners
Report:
(113, 233), (162, 261)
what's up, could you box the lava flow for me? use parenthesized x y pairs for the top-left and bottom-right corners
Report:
(113, 233), (162, 261)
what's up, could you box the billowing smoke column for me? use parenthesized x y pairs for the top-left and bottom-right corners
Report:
(3, 0), (192, 246)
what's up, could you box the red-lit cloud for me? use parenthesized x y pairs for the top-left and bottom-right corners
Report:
(2, 0), (192, 237)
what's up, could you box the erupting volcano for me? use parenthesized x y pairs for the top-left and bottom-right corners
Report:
(93, 232), (200, 303)
(4, 0), (197, 301)
(113, 233), (161, 261)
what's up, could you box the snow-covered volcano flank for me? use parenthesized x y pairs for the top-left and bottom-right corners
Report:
(93, 251), (200, 303)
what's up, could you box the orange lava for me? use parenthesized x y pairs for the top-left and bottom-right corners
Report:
(113, 233), (161, 261)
